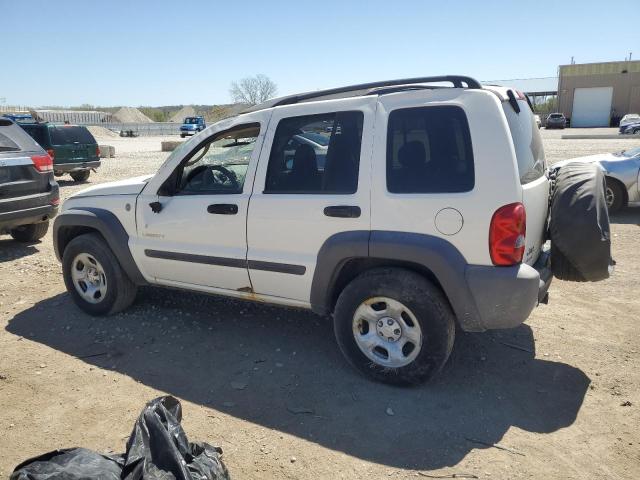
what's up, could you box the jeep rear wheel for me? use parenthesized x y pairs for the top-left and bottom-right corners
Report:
(333, 268), (455, 386)
(70, 170), (90, 182)
(10, 221), (49, 242)
(62, 233), (137, 315)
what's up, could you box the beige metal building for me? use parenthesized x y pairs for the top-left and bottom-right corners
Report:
(558, 60), (640, 127)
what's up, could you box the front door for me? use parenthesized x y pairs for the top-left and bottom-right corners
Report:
(246, 97), (376, 303)
(132, 115), (269, 291)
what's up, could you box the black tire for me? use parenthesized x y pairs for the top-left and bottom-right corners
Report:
(70, 170), (90, 182)
(180, 134), (185, 138)
(551, 243), (586, 282)
(605, 178), (624, 213)
(62, 233), (137, 316)
(10, 221), (49, 242)
(333, 268), (455, 386)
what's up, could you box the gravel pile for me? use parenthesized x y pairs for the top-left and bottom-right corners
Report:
(112, 107), (153, 123)
(87, 126), (118, 138)
(169, 106), (197, 123)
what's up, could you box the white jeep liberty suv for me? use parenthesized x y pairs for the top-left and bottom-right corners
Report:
(54, 76), (552, 385)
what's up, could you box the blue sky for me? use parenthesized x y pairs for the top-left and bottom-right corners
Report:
(1, 0), (637, 107)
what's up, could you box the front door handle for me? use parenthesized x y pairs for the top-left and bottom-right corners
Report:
(323, 205), (361, 218)
(207, 203), (238, 215)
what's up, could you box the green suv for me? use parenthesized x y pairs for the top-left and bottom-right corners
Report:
(19, 123), (100, 182)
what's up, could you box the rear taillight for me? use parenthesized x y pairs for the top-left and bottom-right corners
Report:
(47, 149), (55, 160)
(96, 146), (100, 157)
(31, 154), (53, 173)
(51, 197), (60, 206)
(489, 202), (526, 266)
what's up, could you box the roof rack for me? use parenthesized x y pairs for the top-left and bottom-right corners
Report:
(243, 75), (482, 113)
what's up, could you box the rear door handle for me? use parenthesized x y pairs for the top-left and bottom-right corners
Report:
(207, 203), (238, 215)
(323, 205), (361, 218)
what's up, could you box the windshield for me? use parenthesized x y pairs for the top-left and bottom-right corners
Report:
(184, 117), (200, 124)
(50, 126), (96, 145)
(503, 101), (546, 184)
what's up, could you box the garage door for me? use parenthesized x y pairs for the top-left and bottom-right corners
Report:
(571, 87), (613, 127)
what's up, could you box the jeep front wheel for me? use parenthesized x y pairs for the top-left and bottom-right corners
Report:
(333, 268), (455, 385)
(62, 233), (137, 315)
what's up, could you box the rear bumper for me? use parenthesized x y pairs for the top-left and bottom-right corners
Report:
(465, 250), (552, 330)
(54, 161), (100, 173)
(0, 203), (58, 233)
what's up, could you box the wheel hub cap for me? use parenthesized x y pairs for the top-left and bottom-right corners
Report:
(70, 253), (107, 304)
(376, 317), (402, 342)
(352, 297), (423, 368)
(86, 267), (100, 284)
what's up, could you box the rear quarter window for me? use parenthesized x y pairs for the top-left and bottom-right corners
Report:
(386, 105), (474, 193)
(0, 124), (45, 153)
(21, 124), (49, 147)
(0, 132), (20, 152)
(50, 126), (97, 145)
(503, 102), (546, 184)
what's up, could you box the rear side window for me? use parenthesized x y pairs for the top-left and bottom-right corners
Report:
(265, 111), (363, 194)
(21, 125), (49, 147)
(50, 126), (97, 145)
(387, 106), (474, 193)
(0, 132), (20, 152)
(503, 101), (546, 184)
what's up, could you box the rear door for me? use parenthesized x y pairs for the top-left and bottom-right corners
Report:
(49, 126), (99, 165)
(246, 97), (375, 303)
(502, 99), (549, 265)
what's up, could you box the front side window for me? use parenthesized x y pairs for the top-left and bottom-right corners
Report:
(173, 123), (259, 195)
(387, 106), (474, 193)
(265, 111), (363, 194)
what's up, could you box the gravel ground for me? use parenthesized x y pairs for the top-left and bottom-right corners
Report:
(0, 129), (639, 479)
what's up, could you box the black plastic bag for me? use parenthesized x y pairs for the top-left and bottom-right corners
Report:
(11, 396), (230, 480)
(549, 162), (612, 282)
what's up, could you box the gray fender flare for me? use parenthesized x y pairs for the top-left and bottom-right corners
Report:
(310, 230), (483, 331)
(53, 207), (147, 286)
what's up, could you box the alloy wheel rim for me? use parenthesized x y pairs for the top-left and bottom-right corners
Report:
(605, 187), (614, 208)
(352, 297), (423, 368)
(70, 253), (108, 304)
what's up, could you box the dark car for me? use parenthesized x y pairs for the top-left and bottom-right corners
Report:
(0, 118), (59, 242)
(546, 113), (567, 129)
(620, 120), (640, 135)
(19, 123), (100, 182)
(180, 116), (206, 138)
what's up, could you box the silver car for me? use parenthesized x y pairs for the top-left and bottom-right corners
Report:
(556, 146), (640, 212)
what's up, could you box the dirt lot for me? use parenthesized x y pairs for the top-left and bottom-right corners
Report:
(1, 129), (639, 479)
